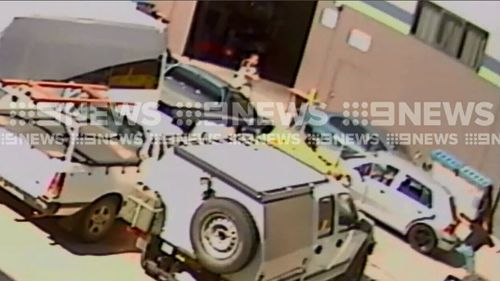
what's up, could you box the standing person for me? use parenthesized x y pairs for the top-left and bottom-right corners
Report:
(476, 185), (493, 233)
(455, 212), (494, 275)
(232, 53), (260, 98)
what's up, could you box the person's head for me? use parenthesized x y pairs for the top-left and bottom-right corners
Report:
(247, 53), (259, 66)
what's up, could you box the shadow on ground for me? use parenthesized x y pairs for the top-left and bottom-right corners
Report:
(0, 270), (15, 281)
(0, 189), (140, 256)
(363, 212), (465, 269)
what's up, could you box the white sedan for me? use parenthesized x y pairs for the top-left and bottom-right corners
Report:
(342, 152), (460, 254)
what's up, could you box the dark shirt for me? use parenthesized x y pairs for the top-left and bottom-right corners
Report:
(464, 223), (494, 251)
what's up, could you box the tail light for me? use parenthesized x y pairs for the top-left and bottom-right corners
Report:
(443, 223), (458, 235)
(127, 226), (148, 238)
(45, 173), (66, 199)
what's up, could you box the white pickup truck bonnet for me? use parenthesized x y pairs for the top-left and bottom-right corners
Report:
(0, 1), (165, 81)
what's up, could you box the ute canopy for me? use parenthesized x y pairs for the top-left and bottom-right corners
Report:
(0, 16), (164, 82)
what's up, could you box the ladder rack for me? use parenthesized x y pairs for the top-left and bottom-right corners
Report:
(0, 78), (133, 105)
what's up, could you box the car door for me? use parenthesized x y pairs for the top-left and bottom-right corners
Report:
(350, 162), (390, 217)
(389, 175), (434, 232)
(307, 184), (348, 275)
(363, 164), (392, 216)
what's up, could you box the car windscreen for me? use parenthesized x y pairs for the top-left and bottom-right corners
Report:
(64, 58), (161, 89)
(227, 90), (258, 119)
(328, 116), (387, 152)
(0, 17), (164, 89)
(166, 66), (223, 102)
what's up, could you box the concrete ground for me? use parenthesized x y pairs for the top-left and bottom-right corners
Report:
(1, 188), (499, 281)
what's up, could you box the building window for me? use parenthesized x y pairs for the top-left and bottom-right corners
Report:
(412, 1), (488, 70)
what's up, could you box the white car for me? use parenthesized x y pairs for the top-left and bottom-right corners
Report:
(342, 152), (459, 254)
(0, 83), (184, 243)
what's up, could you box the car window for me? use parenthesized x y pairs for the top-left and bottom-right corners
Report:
(318, 196), (335, 238)
(197, 78), (223, 102)
(0, 89), (7, 99)
(359, 163), (399, 186)
(66, 58), (161, 89)
(227, 90), (257, 118)
(354, 163), (372, 177)
(369, 164), (386, 181)
(338, 193), (359, 228)
(167, 66), (223, 102)
(382, 165), (400, 186)
(397, 176), (433, 208)
(167, 66), (194, 86)
(329, 116), (387, 152)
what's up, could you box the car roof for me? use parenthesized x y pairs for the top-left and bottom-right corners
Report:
(175, 64), (230, 89)
(177, 141), (327, 193)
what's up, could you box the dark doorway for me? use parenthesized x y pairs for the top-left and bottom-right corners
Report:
(185, 1), (317, 86)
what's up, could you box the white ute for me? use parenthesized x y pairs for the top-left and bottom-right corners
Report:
(132, 137), (376, 281)
(0, 80), (182, 242)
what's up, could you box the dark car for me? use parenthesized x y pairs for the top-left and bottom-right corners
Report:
(159, 63), (272, 134)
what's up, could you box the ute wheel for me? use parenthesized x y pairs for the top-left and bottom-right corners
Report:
(407, 224), (437, 255)
(190, 198), (258, 274)
(74, 196), (120, 243)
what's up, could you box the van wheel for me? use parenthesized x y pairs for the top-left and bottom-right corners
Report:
(190, 198), (258, 274)
(407, 224), (437, 255)
(74, 196), (120, 243)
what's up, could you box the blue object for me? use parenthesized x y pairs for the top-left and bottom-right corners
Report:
(431, 149), (464, 171)
(455, 244), (476, 275)
(431, 150), (493, 190)
(459, 166), (493, 190)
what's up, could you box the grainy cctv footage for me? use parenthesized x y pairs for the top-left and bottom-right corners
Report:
(0, 2), (498, 281)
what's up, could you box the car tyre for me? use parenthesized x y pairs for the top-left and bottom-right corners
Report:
(190, 198), (259, 274)
(407, 224), (437, 255)
(74, 196), (120, 243)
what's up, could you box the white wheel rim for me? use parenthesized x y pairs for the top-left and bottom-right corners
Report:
(201, 214), (239, 260)
(88, 206), (111, 234)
